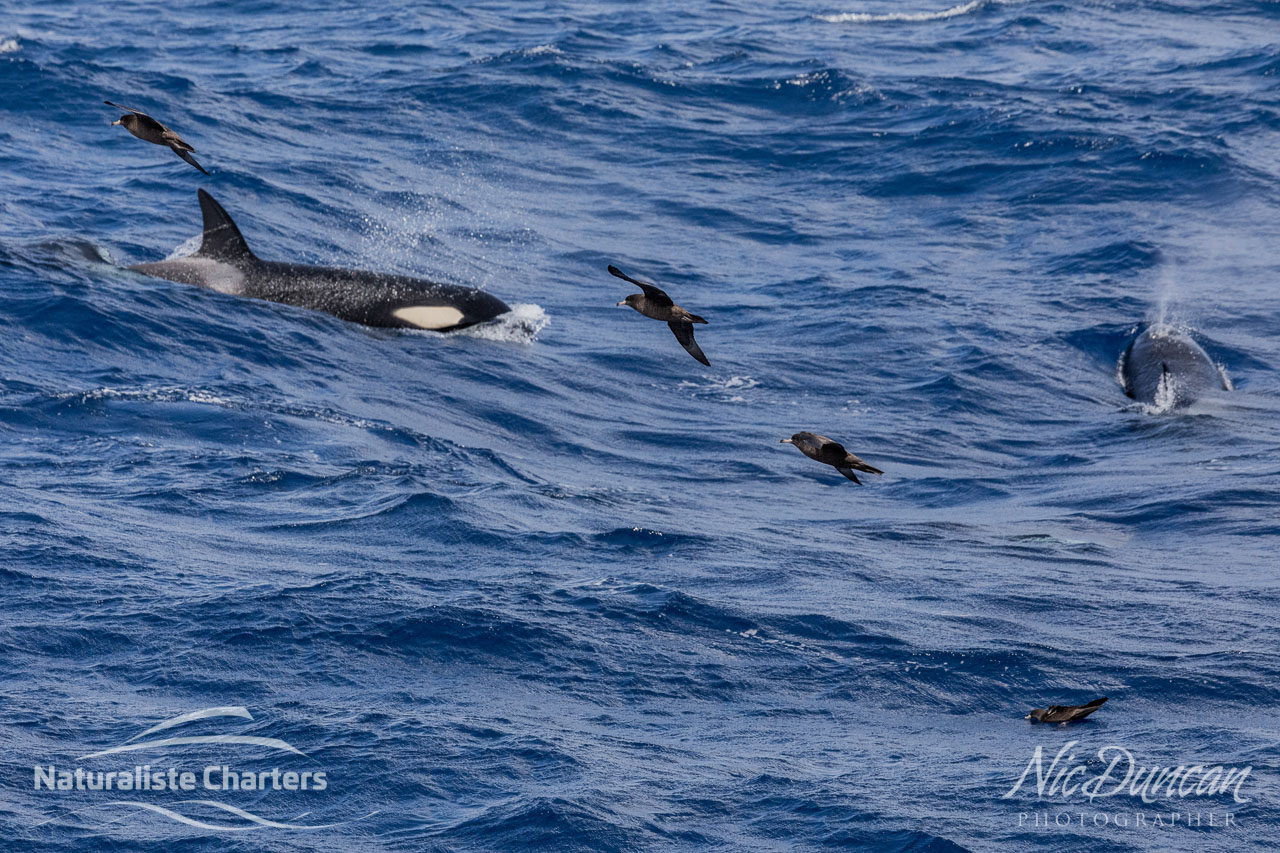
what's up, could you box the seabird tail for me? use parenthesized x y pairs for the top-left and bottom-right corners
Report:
(847, 458), (883, 476)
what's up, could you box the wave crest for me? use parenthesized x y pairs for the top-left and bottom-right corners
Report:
(818, 0), (1014, 24)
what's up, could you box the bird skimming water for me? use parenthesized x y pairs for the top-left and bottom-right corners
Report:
(105, 100), (209, 175)
(1026, 697), (1108, 724)
(610, 265), (710, 366)
(780, 432), (884, 485)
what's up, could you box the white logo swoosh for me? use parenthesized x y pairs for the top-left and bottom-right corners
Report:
(79, 735), (305, 761)
(34, 800), (378, 831)
(126, 706), (254, 743)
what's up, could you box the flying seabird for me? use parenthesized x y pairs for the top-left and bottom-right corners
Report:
(105, 100), (209, 175)
(610, 264), (710, 366)
(780, 432), (884, 484)
(1026, 697), (1108, 724)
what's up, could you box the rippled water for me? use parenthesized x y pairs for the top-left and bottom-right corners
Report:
(2, 1), (1278, 850)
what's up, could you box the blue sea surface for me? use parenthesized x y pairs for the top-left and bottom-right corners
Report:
(2, 0), (1279, 849)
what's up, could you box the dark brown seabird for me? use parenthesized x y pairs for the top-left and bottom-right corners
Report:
(1026, 697), (1108, 724)
(780, 432), (884, 484)
(609, 264), (710, 366)
(105, 100), (209, 175)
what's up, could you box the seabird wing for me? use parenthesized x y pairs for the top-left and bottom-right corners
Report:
(1068, 698), (1107, 720)
(636, 282), (673, 305)
(816, 441), (850, 466)
(172, 146), (210, 175)
(104, 100), (151, 116)
(667, 321), (710, 366)
(835, 467), (863, 485)
(608, 265), (673, 307)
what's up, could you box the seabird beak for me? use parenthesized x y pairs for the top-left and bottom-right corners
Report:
(779, 438), (793, 444)
(111, 120), (122, 126)
(615, 300), (626, 307)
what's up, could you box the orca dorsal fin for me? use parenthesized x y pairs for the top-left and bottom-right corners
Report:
(195, 188), (254, 262)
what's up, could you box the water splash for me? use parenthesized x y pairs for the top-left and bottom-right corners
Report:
(1217, 364), (1233, 392)
(1151, 264), (1181, 327)
(164, 234), (203, 260)
(354, 208), (445, 278)
(677, 375), (761, 403)
(453, 303), (547, 344)
(1149, 367), (1179, 414)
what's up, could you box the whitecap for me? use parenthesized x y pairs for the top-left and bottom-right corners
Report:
(818, 0), (1014, 24)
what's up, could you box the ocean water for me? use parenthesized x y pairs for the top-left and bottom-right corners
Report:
(2, 0), (1279, 849)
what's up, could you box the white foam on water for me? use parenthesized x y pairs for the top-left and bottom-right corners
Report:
(453, 303), (547, 344)
(57, 386), (236, 409)
(677, 375), (760, 403)
(818, 0), (1015, 24)
(0, 38), (20, 54)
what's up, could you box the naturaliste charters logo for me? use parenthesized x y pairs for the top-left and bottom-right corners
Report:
(32, 706), (375, 831)
(1003, 740), (1251, 804)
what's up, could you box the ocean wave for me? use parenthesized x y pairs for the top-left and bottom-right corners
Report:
(4, 0), (1280, 849)
(818, 0), (1017, 24)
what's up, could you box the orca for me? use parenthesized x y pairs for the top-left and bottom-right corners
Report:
(1120, 323), (1227, 408)
(128, 189), (510, 332)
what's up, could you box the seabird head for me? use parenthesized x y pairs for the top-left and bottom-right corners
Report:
(111, 118), (123, 126)
(617, 294), (642, 309)
(779, 437), (794, 444)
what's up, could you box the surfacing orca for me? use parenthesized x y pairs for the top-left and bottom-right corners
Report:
(1120, 323), (1227, 408)
(128, 189), (510, 332)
